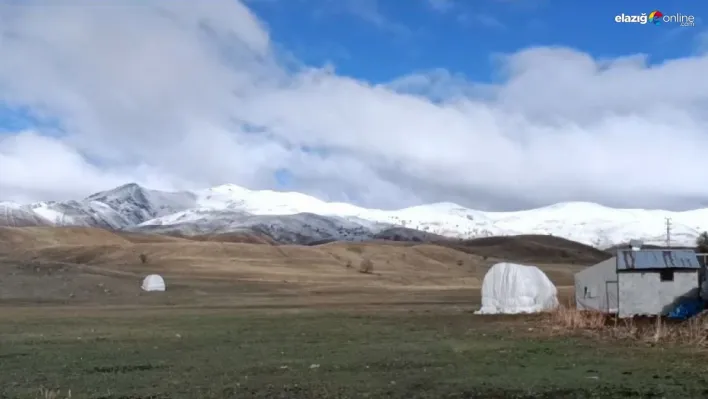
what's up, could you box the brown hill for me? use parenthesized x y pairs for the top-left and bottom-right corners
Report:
(0, 227), (586, 306)
(0, 226), (605, 266)
(0, 226), (130, 251)
(117, 231), (276, 245)
(436, 234), (610, 265)
(115, 232), (191, 244)
(314, 234), (608, 265)
(178, 232), (277, 245)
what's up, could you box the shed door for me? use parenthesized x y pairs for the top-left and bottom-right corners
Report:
(605, 281), (618, 313)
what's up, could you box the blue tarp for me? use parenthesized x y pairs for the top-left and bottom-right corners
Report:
(667, 298), (704, 320)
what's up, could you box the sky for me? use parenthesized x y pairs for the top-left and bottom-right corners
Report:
(0, 0), (707, 211)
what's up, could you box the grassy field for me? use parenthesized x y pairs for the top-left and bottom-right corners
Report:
(2, 308), (708, 399)
(1, 227), (699, 398)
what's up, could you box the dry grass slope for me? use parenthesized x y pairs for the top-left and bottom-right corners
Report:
(115, 231), (191, 244)
(181, 232), (278, 245)
(0, 226), (130, 251)
(441, 234), (610, 264)
(0, 226), (588, 306)
(117, 231), (277, 245)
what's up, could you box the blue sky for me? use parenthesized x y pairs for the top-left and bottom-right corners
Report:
(247, 0), (706, 84)
(0, 105), (61, 133)
(0, 105), (41, 132)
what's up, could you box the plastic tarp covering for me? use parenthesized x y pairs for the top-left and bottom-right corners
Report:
(667, 297), (704, 320)
(476, 262), (559, 314)
(141, 274), (166, 292)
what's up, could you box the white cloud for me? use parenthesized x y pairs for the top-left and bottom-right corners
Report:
(474, 14), (506, 29)
(426, 0), (454, 13)
(1, 1), (708, 210)
(309, 0), (410, 37)
(0, 131), (167, 202)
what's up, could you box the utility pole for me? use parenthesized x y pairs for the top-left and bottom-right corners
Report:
(665, 217), (672, 248)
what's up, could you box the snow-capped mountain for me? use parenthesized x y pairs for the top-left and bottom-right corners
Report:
(2, 182), (707, 248)
(0, 184), (196, 230)
(85, 183), (197, 225)
(0, 202), (53, 227)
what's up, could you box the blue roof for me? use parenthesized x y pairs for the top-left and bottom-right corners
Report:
(617, 250), (700, 271)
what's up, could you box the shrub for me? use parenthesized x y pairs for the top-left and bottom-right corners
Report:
(139, 253), (148, 264)
(359, 258), (374, 274)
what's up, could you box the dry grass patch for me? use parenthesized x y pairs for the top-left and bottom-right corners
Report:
(547, 306), (708, 347)
(36, 387), (72, 399)
(0, 226), (131, 251)
(549, 305), (606, 329)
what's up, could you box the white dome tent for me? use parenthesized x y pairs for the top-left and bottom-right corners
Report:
(141, 274), (166, 292)
(476, 262), (559, 315)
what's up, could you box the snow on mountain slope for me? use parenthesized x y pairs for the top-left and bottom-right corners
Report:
(0, 183), (196, 230)
(484, 202), (708, 248)
(0, 202), (53, 227)
(2, 182), (708, 248)
(196, 184), (364, 215)
(86, 183), (197, 225)
(132, 209), (383, 244)
(27, 200), (127, 229)
(194, 186), (501, 238)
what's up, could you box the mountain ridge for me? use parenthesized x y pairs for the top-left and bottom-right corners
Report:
(1, 182), (706, 248)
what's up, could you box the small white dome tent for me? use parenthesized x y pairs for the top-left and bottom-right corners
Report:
(476, 262), (558, 314)
(141, 274), (166, 292)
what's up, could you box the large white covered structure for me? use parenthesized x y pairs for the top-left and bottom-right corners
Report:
(476, 262), (559, 315)
(141, 274), (166, 292)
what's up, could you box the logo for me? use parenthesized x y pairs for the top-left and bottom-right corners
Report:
(614, 10), (695, 27)
(648, 10), (663, 25)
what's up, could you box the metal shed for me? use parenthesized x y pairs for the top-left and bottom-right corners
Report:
(575, 249), (701, 318)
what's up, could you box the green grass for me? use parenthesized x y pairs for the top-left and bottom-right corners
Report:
(1, 309), (708, 398)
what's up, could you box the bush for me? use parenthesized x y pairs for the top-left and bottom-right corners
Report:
(359, 258), (374, 274)
(139, 253), (148, 264)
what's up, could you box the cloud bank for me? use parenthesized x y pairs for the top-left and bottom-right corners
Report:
(1, 1), (707, 210)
